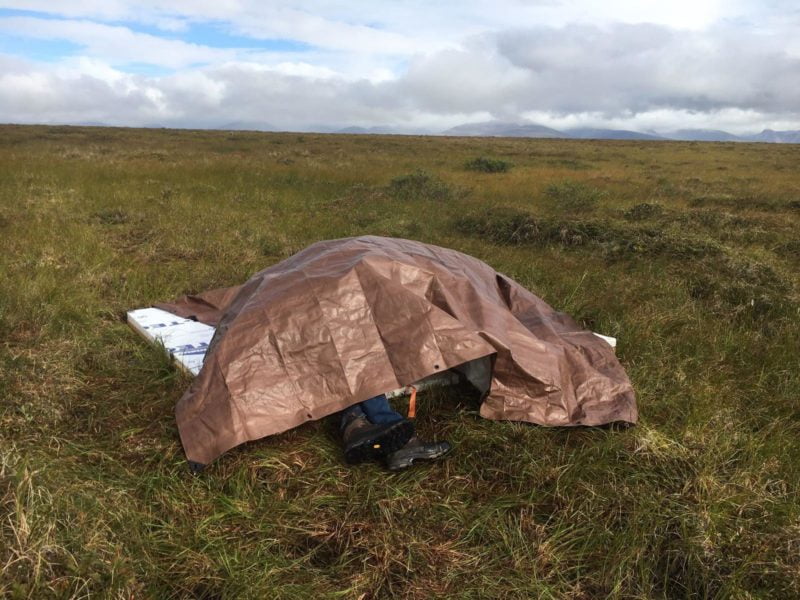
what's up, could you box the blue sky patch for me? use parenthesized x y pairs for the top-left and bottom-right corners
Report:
(0, 8), (314, 55)
(0, 8), (65, 20)
(0, 35), (79, 63)
(116, 63), (174, 77)
(176, 22), (313, 52)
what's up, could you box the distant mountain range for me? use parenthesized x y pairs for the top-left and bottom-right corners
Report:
(436, 121), (800, 143)
(218, 120), (277, 131)
(661, 129), (741, 142)
(566, 127), (665, 141)
(748, 129), (800, 143)
(55, 119), (800, 143)
(442, 121), (564, 138)
(338, 125), (404, 135)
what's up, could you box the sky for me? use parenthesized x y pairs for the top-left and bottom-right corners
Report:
(0, 1), (799, 134)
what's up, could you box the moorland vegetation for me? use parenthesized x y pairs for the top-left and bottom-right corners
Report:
(1, 125), (799, 598)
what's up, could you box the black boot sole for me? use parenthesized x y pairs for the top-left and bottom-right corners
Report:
(344, 419), (414, 464)
(387, 441), (452, 471)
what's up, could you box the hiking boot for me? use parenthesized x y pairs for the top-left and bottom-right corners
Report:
(342, 416), (414, 464)
(386, 436), (452, 471)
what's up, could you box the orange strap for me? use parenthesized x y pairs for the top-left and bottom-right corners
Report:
(407, 386), (417, 419)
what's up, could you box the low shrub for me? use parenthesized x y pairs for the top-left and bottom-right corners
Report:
(387, 170), (455, 201)
(259, 237), (284, 256)
(464, 156), (513, 173)
(544, 181), (605, 213)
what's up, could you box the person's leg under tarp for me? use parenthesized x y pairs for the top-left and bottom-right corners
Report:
(340, 394), (414, 464)
(359, 394), (406, 425)
(340, 394), (452, 470)
(365, 393), (453, 471)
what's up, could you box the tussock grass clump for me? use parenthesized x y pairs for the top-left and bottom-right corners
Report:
(680, 209), (750, 230)
(665, 209), (781, 247)
(624, 202), (664, 221)
(454, 207), (544, 245)
(686, 255), (792, 318)
(774, 239), (800, 260)
(687, 264), (790, 318)
(387, 170), (456, 201)
(654, 176), (680, 197)
(464, 156), (512, 173)
(258, 236), (284, 256)
(544, 180), (606, 213)
(688, 193), (737, 207)
(547, 157), (592, 170)
(689, 193), (780, 212)
(455, 207), (721, 260)
(602, 227), (721, 261)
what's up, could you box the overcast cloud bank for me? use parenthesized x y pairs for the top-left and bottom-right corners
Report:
(1, 1), (799, 135)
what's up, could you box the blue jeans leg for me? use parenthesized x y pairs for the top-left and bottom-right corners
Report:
(360, 394), (405, 425)
(339, 394), (404, 435)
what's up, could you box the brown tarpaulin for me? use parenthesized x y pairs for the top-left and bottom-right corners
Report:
(159, 236), (637, 465)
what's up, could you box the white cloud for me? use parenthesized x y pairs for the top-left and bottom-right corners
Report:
(55, 57), (127, 83)
(1, 0), (190, 31)
(226, 6), (430, 55)
(519, 108), (800, 135)
(0, 14), (417, 80)
(0, 2), (438, 55)
(0, 3), (799, 132)
(394, 23), (800, 121)
(269, 61), (339, 79)
(5, 1), (786, 45)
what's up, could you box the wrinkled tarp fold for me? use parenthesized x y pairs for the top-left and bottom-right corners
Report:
(158, 236), (637, 465)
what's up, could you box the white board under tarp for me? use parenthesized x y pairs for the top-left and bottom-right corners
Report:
(127, 307), (616, 392)
(127, 307), (215, 376)
(594, 333), (617, 348)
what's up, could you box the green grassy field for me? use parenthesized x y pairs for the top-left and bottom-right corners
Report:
(1, 124), (799, 599)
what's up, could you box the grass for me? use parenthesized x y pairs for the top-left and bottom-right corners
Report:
(1, 124), (799, 598)
(464, 156), (513, 173)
